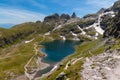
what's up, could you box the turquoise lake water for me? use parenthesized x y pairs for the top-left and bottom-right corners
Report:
(41, 40), (81, 64)
(35, 40), (81, 77)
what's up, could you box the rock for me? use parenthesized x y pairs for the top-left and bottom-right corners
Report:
(103, 11), (120, 38)
(71, 12), (77, 18)
(97, 8), (106, 14)
(60, 14), (70, 20)
(44, 13), (59, 23)
(81, 50), (120, 80)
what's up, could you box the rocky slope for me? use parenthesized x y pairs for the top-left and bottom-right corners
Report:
(104, 11), (120, 38)
(81, 49), (120, 80)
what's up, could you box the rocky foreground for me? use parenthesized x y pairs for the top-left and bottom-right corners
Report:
(81, 49), (120, 80)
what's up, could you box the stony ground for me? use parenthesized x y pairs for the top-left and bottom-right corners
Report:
(81, 49), (120, 80)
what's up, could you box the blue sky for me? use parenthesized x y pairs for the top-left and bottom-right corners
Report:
(0, 0), (118, 27)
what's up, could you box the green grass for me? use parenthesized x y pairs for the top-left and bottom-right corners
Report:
(0, 34), (52, 80)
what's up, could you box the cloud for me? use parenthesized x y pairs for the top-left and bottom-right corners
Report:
(86, 0), (117, 8)
(29, 0), (47, 9)
(0, 7), (46, 24)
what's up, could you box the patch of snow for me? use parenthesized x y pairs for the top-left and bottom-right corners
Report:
(77, 25), (86, 35)
(71, 31), (77, 37)
(86, 11), (115, 35)
(60, 36), (66, 40)
(53, 25), (62, 31)
(25, 39), (34, 44)
(44, 31), (50, 36)
(70, 31), (80, 41)
(111, 14), (115, 17)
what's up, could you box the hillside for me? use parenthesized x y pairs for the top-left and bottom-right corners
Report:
(0, 0), (120, 80)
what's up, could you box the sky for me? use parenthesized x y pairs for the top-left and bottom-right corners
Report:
(0, 0), (118, 28)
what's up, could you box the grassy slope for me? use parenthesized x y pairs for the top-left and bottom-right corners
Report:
(0, 33), (52, 80)
(0, 22), (55, 48)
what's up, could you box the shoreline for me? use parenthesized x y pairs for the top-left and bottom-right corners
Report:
(34, 48), (60, 80)
(27, 39), (82, 80)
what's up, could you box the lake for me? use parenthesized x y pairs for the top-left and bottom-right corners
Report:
(36, 40), (81, 77)
(41, 40), (81, 64)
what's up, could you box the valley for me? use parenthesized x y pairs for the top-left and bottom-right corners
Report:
(0, 0), (120, 80)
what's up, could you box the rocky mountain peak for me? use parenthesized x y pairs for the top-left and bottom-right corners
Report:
(60, 13), (70, 20)
(44, 13), (59, 23)
(71, 12), (77, 18)
(97, 8), (106, 14)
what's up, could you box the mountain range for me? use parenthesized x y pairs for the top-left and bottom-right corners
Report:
(0, 0), (120, 80)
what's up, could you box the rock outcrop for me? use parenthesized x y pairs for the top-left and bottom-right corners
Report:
(97, 8), (106, 14)
(104, 11), (120, 38)
(44, 13), (59, 23)
(60, 14), (70, 20)
(71, 12), (77, 18)
(81, 49), (120, 80)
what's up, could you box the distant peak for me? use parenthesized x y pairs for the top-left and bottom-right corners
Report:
(71, 12), (77, 18)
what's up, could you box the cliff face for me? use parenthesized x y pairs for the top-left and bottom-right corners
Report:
(44, 13), (60, 23)
(104, 11), (120, 38)
(43, 12), (78, 24)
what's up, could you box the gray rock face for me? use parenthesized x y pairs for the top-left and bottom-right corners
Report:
(60, 14), (70, 20)
(44, 13), (71, 24)
(44, 13), (59, 23)
(97, 8), (106, 14)
(71, 12), (77, 18)
(104, 11), (120, 38)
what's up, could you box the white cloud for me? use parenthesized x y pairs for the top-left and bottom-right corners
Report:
(29, 0), (47, 9)
(0, 7), (46, 24)
(86, 0), (117, 8)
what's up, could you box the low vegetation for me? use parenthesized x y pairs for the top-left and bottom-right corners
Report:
(0, 33), (52, 80)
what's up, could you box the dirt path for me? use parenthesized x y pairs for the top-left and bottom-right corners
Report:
(24, 35), (50, 80)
